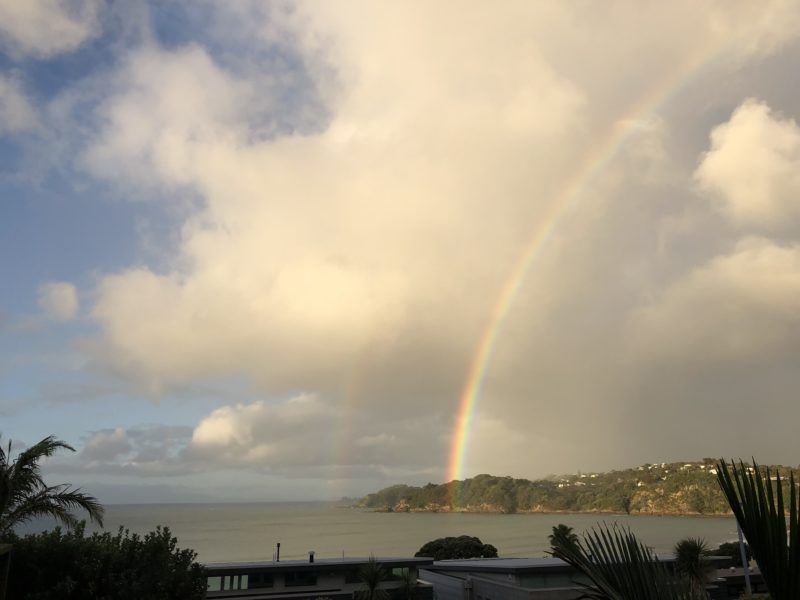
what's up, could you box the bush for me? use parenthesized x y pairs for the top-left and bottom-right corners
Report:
(414, 536), (498, 560)
(2, 522), (206, 599)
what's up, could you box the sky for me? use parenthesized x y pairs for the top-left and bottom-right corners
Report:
(3, 1), (800, 503)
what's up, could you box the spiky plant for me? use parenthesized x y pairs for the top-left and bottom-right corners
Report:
(357, 555), (389, 600)
(551, 522), (701, 600)
(0, 436), (104, 536)
(398, 567), (417, 600)
(716, 459), (800, 600)
(673, 537), (714, 595)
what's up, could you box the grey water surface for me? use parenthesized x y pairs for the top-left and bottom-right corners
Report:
(20, 503), (739, 563)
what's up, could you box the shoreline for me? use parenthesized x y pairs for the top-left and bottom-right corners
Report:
(366, 508), (733, 518)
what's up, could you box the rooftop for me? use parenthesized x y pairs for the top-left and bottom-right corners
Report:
(206, 556), (433, 573)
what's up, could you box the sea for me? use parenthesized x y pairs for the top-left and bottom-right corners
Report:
(19, 502), (740, 564)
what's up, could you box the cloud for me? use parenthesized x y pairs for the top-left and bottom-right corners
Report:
(696, 99), (800, 228)
(81, 427), (132, 461)
(38, 282), (78, 321)
(81, 10), (584, 399)
(186, 393), (445, 472)
(0, 0), (101, 58)
(629, 237), (800, 363)
(58, 395), (445, 484)
(0, 76), (37, 133)
(15, 2), (800, 496)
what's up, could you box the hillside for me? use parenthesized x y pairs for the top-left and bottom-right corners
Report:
(360, 460), (800, 515)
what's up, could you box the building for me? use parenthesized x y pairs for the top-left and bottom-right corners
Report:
(419, 556), (759, 600)
(205, 556), (434, 600)
(420, 558), (586, 600)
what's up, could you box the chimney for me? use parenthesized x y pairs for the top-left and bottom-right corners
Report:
(309, 551), (315, 563)
(276, 543), (281, 562)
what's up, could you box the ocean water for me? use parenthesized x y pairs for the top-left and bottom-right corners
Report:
(20, 503), (740, 564)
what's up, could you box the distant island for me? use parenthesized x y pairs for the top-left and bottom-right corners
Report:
(360, 459), (799, 516)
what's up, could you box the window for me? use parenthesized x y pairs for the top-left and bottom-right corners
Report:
(207, 575), (247, 591)
(207, 576), (222, 592)
(285, 571), (318, 587)
(249, 572), (274, 589)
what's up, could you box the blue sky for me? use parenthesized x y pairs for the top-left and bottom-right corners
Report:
(4, 1), (800, 504)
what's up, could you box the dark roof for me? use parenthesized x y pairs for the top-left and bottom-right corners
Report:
(206, 556), (433, 574)
(424, 557), (572, 574)
(424, 555), (678, 575)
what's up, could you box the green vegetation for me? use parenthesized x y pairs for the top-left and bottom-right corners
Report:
(357, 555), (389, 600)
(361, 460), (800, 514)
(1, 523), (206, 599)
(551, 522), (700, 599)
(717, 459), (800, 599)
(673, 537), (714, 595)
(548, 524), (579, 559)
(713, 540), (751, 564)
(414, 535), (498, 560)
(0, 436), (104, 536)
(549, 458), (800, 599)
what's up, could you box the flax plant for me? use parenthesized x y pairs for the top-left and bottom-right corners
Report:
(716, 459), (800, 600)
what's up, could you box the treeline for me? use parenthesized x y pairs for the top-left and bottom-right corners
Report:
(360, 460), (800, 515)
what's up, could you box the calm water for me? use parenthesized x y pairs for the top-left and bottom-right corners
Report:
(21, 503), (740, 564)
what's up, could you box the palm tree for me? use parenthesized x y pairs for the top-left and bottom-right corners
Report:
(673, 537), (714, 595)
(552, 522), (702, 599)
(548, 523), (579, 559)
(0, 436), (104, 536)
(357, 555), (389, 600)
(716, 459), (800, 600)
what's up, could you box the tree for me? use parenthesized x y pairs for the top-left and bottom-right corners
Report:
(0, 436), (104, 536)
(357, 555), (389, 600)
(548, 524), (579, 559)
(414, 536), (498, 560)
(2, 523), (206, 599)
(673, 537), (714, 595)
(716, 459), (800, 600)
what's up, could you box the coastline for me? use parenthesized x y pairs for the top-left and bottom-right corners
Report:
(367, 507), (733, 518)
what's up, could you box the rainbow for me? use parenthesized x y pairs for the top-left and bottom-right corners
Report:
(446, 42), (731, 505)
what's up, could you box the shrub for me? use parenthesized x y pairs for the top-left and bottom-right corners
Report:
(415, 535), (497, 560)
(2, 522), (206, 599)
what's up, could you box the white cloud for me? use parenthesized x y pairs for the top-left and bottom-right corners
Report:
(38, 281), (78, 321)
(0, 0), (101, 58)
(696, 100), (800, 228)
(629, 237), (800, 362)
(0, 76), (37, 133)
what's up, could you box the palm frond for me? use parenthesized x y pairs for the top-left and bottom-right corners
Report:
(552, 522), (699, 600)
(716, 459), (800, 600)
(0, 435), (103, 536)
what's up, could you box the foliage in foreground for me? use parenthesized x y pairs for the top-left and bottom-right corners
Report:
(415, 535), (498, 560)
(717, 459), (800, 600)
(2, 523), (206, 599)
(551, 522), (701, 600)
(0, 436), (104, 536)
